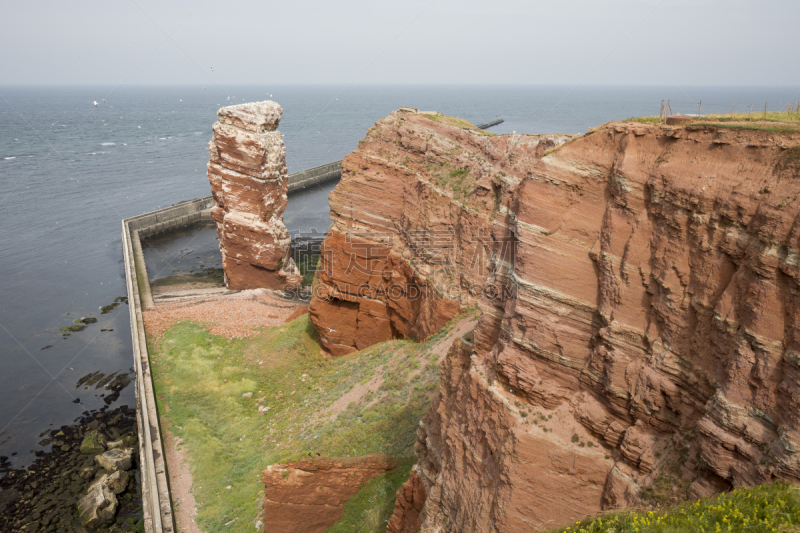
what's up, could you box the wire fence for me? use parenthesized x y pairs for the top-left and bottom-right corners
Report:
(655, 99), (800, 120)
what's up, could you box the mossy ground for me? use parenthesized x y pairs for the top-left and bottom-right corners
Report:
(547, 482), (800, 533)
(148, 313), (469, 532)
(422, 112), (496, 135)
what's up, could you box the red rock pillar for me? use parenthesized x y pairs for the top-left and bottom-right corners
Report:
(206, 101), (302, 290)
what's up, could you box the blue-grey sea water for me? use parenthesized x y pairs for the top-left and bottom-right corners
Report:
(0, 84), (797, 468)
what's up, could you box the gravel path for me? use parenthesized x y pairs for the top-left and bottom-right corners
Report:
(143, 288), (303, 340)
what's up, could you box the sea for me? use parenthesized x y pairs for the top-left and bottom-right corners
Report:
(0, 84), (797, 469)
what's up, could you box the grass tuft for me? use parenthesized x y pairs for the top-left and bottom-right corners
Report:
(546, 481), (800, 533)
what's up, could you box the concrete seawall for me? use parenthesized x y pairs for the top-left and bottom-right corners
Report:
(121, 161), (340, 533)
(287, 160), (341, 192)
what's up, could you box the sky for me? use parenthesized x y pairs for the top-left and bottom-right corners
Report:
(1, 0), (798, 86)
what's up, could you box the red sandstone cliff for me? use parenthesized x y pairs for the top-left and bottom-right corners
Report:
(308, 109), (570, 355)
(207, 101), (302, 290)
(308, 110), (800, 531)
(261, 455), (395, 533)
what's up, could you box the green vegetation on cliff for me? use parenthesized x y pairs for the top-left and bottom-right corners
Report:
(149, 313), (470, 533)
(547, 482), (800, 533)
(624, 109), (800, 133)
(423, 112), (497, 135)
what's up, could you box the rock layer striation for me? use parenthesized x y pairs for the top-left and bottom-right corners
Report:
(308, 109), (570, 354)
(309, 111), (800, 531)
(408, 122), (800, 531)
(207, 101), (301, 290)
(261, 455), (395, 533)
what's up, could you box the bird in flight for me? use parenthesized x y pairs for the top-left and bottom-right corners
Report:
(210, 67), (214, 72)
(93, 100), (98, 107)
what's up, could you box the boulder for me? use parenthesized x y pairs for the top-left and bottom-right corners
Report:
(90, 470), (130, 495)
(94, 448), (132, 472)
(77, 482), (117, 528)
(79, 429), (106, 455)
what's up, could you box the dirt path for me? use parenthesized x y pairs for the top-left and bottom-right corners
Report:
(162, 413), (203, 533)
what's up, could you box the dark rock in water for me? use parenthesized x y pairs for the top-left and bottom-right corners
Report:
(40, 345), (53, 350)
(60, 325), (84, 332)
(78, 317), (98, 325)
(0, 488), (20, 513)
(100, 302), (120, 314)
(80, 429), (107, 455)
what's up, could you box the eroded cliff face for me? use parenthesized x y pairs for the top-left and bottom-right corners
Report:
(395, 122), (800, 532)
(261, 455), (395, 533)
(207, 101), (302, 290)
(309, 111), (800, 531)
(308, 109), (569, 355)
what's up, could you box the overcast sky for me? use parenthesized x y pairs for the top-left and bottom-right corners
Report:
(2, 0), (798, 86)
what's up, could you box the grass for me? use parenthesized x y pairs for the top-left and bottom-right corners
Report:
(423, 113), (476, 129)
(148, 314), (462, 533)
(623, 110), (800, 133)
(422, 113), (496, 136)
(327, 458), (415, 533)
(546, 482), (800, 533)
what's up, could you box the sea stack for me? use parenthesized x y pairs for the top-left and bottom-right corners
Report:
(207, 101), (302, 290)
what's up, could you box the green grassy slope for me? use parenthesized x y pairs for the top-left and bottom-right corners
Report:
(149, 313), (470, 532)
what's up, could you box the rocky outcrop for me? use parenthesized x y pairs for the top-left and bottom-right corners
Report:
(309, 111), (800, 531)
(261, 455), (395, 533)
(207, 101), (302, 291)
(402, 122), (800, 532)
(386, 470), (427, 533)
(308, 109), (570, 355)
(0, 407), (140, 532)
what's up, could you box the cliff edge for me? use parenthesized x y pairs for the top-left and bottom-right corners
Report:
(308, 109), (800, 531)
(308, 109), (570, 355)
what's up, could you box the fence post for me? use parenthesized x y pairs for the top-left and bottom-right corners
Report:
(750, 104), (753, 122)
(698, 101), (702, 117)
(732, 101), (735, 118)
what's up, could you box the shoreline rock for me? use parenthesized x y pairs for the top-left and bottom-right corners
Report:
(0, 406), (142, 533)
